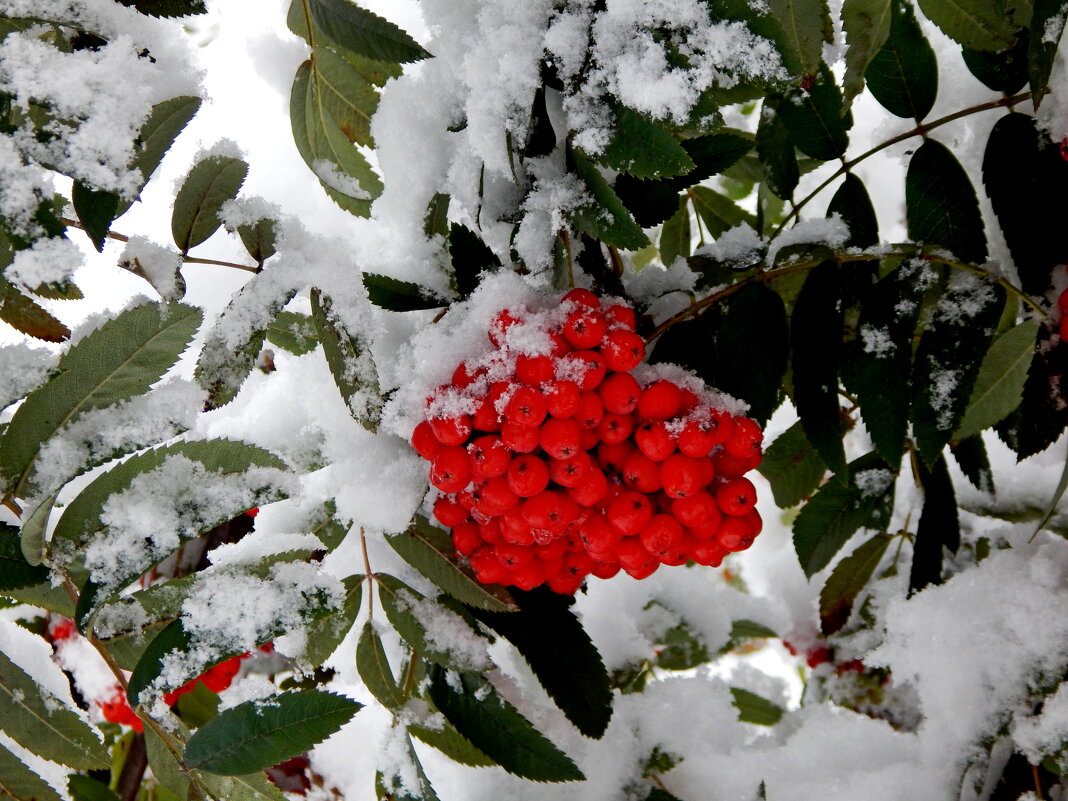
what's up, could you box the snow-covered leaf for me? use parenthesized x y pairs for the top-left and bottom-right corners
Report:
(17, 491), (55, 566)
(865, 0), (937, 120)
(311, 288), (382, 432)
(827, 173), (879, 247)
(768, 0), (833, 76)
(375, 728), (440, 801)
(303, 574), (363, 666)
(730, 687), (784, 726)
(1030, 0), (1068, 107)
(236, 218), (277, 267)
(266, 311), (319, 356)
(569, 149), (650, 252)
(171, 156), (248, 254)
(819, 533), (892, 634)
(600, 105), (695, 180)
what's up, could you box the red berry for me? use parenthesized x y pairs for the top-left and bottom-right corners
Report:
(603, 303), (636, 330)
(597, 440), (634, 473)
(573, 391), (605, 429)
(579, 512), (623, 555)
(715, 476), (757, 516)
(601, 329), (645, 372)
(563, 309), (608, 349)
(433, 497), (470, 527)
(607, 491), (654, 536)
(639, 514), (684, 556)
(563, 288), (601, 309)
(567, 465), (608, 507)
(622, 450), (662, 493)
(429, 415), (472, 446)
(724, 417), (763, 458)
(677, 420), (717, 458)
(452, 362), (480, 387)
(690, 540), (728, 567)
(430, 446), (471, 493)
(494, 541), (535, 571)
(500, 420), (540, 453)
(549, 451), (592, 487)
(505, 386), (547, 428)
(479, 475), (520, 513)
(718, 514), (756, 552)
(635, 421), (676, 461)
(499, 508), (535, 545)
(489, 309), (522, 346)
(659, 454), (705, 499)
(616, 538), (658, 578)
(671, 491), (718, 528)
(507, 454), (551, 497)
(539, 417), (583, 460)
(563, 351), (607, 391)
(638, 381), (682, 421)
(598, 372), (641, 414)
(470, 546), (508, 584)
(516, 353), (556, 385)
(597, 412), (635, 445)
(452, 521), (484, 555)
(468, 435), (512, 477)
(545, 380), (581, 417)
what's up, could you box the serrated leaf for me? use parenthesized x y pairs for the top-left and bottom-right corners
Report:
(67, 775), (120, 801)
(467, 586), (613, 739)
(307, 0), (430, 63)
(659, 197), (691, 267)
(303, 574), (362, 666)
(361, 274), (444, 312)
(730, 687), (784, 725)
(198, 771), (289, 801)
(0, 649), (109, 770)
(910, 454), (959, 592)
(793, 450), (894, 577)
(997, 326), (1068, 460)
(128, 97), (202, 209)
(310, 288), (382, 432)
(0, 742), (63, 801)
(72, 182), (120, 252)
(409, 721), (494, 767)
(448, 224), (500, 300)
(236, 218), (277, 267)
(768, 0), (833, 76)
(792, 260), (846, 477)
(265, 311), (319, 356)
(819, 533), (892, 634)
(0, 524), (48, 589)
(185, 690), (361, 775)
(171, 156), (248, 254)
(689, 185), (756, 239)
(18, 491), (55, 566)
(1030, 0), (1067, 107)
(312, 45), (380, 148)
(865, 0), (938, 120)
(757, 421), (827, 508)
(953, 320), (1039, 441)
(356, 622), (405, 710)
(384, 518), (516, 612)
(963, 32), (1029, 94)
(906, 138), (987, 265)
(600, 105), (695, 180)
(756, 97), (799, 201)
(776, 63), (851, 161)
(841, 0), (892, 109)
(126, 617), (191, 705)
(827, 173), (879, 248)
(716, 283), (788, 426)
(569, 148), (651, 252)
(916, 0), (1018, 50)
(0, 282), (70, 342)
(982, 113), (1068, 297)
(427, 665), (584, 782)
(117, 0), (206, 17)
(0, 302), (201, 498)
(950, 435), (994, 494)
(376, 727), (440, 801)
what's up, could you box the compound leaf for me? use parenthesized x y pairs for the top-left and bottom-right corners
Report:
(307, 0), (430, 63)
(600, 105), (695, 180)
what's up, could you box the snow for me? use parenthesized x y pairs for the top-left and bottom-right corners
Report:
(4, 236), (83, 290)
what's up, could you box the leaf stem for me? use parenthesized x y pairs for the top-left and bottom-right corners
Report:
(1, 495), (22, 517)
(400, 650), (421, 697)
(360, 527), (374, 620)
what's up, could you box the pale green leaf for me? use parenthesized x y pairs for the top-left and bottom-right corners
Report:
(768, 0), (834, 75)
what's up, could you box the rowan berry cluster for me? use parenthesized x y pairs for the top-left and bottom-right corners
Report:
(410, 288), (764, 595)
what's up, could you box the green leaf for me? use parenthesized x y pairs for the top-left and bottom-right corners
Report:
(982, 113), (1068, 297)
(915, 0), (1018, 50)
(0, 742), (62, 801)
(827, 174), (879, 248)
(171, 156), (248, 254)
(792, 259), (846, 477)
(266, 311), (319, 356)
(116, 0), (207, 17)
(184, 690), (361, 775)
(0, 281), (70, 342)
(727, 619), (779, 645)
(950, 435), (994, 494)
(756, 97), (799, 200)
(906, 138), (987, 264)
(910, 276), (1004, 465)
(385, 518), (517, 612)
(18, 491), (55, 566)
(1030, 0), (1067, 107)
(953, 320), (1039, 441)
(0, 649), (109, 770)
(768, 0), (833, 76)
(174, 680), (221, 729)
(198, 771), (290, 801)
(910, 454), (959, 592)
(846, 259), (927, 464)
(793, 450), (895, 577)
(409, 721), (494, 767)
(144, 722), (193, 800)
(689, 186), (757, 239)
(865, 0), (938, 120)
(962, 32), (1029, 94)
(126, 617), (191, 705)
(467, 586), (613, 739)
(375, 728), (440, 801)
(841, 0), (892, 109)
(997, 326), (1068, 460)
(569, 148), (651, 252)
(819, 533), (892, 634)
(72, 182), (120, 252)
(730, 687), (784, 726)
(361, 274), (444, 312)
(236, 218), (277, 267)
(312, 45), (381, 148)
(776, 63), (851, 161)
(448, 224), (500, 300)
(716, 283), (788, 426)
(303, 574), (363, 666)
(0, 524), (48, 589)
(307, 0), (430, 63)
(600, 105), (695, 180)
(310, 288), (382, 432)
(356, 622), (405, 710)
(757, 421), (827, 508)
(0, 301), (201, 498)
(427, 665), (584, 782)
(67, 775), (120, 801)
(659, 197), (691, 267)
(127, 97), (202, 208)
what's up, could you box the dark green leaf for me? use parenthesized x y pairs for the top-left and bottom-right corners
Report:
(116, 0), (206, 17)
(375, 728), (440, 801)
(307, 0), (430, 63)
(982, 113), (1068, 296)
(174, 679), (221, 728)
(361, 273), (444, 312)
(950, 435), (994, 494)
(953, 319), (1039, 440)
(910, 275), (1004, 464)
(448, 225), (500, 300)
(236, 218), (277, 266)
(0, 743), (62, 801)
(427, 665), (584, 782)
(793, 450), (895, 577)
(768, 0), (833, 76)
(0, 650), (110, 770)
(266, 311), (319, 356)
(0, 524), (48, 590)
(649, 316), (720, 382)
(171, 156), (248, 254)
(910, 454), (959, 592)
(614, 177), (684, 228)
(1030, 0), (1067, 107)
(409, 722), (494, 767)
(126, 618), (191, 706)
(0, 302), (201, 498)
(728, 619), (779, 643)
(681, 131), (754, 180)
(311, 45), (380, 148)
(916, 0), (1018, 50)
(356, 622), (405, 710)
(184, 690), (361, 775)
(756, 97), (799, 200)
(525, 86), (556, 158)
(384, 518), (516, 612)
(730, 687), (784, 725)
(776, 63), (851, 161)
(906, 138), (987, 264)
(716, 284), (787, 426)
(827, 174), (878, 248)
(569, 148), (651, 251)
(792, 260), (846, 477)
(819, 533), (892, 634)
(757, 421), (827, 508)
(962, 30), (1029, 93)
(689, 186), (756, 238)
(310, 288), (382, 431)
(72, 183), (120, 252)
(67, 776), (120, 801)
(653, 617), (710, 671)
(127, 97), (202, 210)
(659, 197), (691, 267)
(303, 574), (363, 666)
(644, 788), (685, 801)
(600, 105), (695, 180)
(467, 586), (613, 739)
(841, 0), (893, 108)
(424, 193), (450, 238)
(865, 0), (938, 120)
(997, 326), (1068, 459)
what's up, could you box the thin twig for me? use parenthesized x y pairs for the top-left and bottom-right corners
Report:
(360, 527), (374, 620)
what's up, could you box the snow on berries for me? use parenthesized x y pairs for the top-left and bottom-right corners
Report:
(410, 287), (764, 594)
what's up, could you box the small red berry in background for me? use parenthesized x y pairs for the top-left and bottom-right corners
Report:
(412, 289), (764, 594)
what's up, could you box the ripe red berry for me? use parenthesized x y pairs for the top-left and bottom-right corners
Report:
(430, 446), (472, 493)
(479, 475), (520, 513)
(715, 476), (757, 516)
(607, 491), (654, 536)
(566, 465), (608, 507)
(563, 287), (601, 309)
(468, 435), (511, 477)
(597, 440), (634, 473)
(434, 497), (470, 528)
(677, 420), (717, 458)
(563, 308), (608, 349)
(504, 386), (547, 428)
(563, 350), (607, 391)
(539, 417), (582, 460)
(597, 412), (635, 445)
(452, 521), (484, 555)
(603, 303), (636, 330)
(545, 380), (581, 417)
(489, 309), (522, 346)
(616, 537), (658, 578)
(500, 420), (540, 453)
(470, 546), (508, 584)
(622, 450), (662, 493)
(598, 371), (641, 414)
(549, 451), (592, 487)
(659, 453), (705, 499)
(724, 416), (763, 459)
(573, 391), (605, 429)
(639, 514), (684, 556)
(601, 329), (645, 372)
(635, 421), (676, 461)
(507, 454), (551, 497)
(411, 421), (443, 461)
(429, 415), (472, 446)
(638, 381), (682, 421)
(671, 490), (718, 528)
(515, 353), (556, 385)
